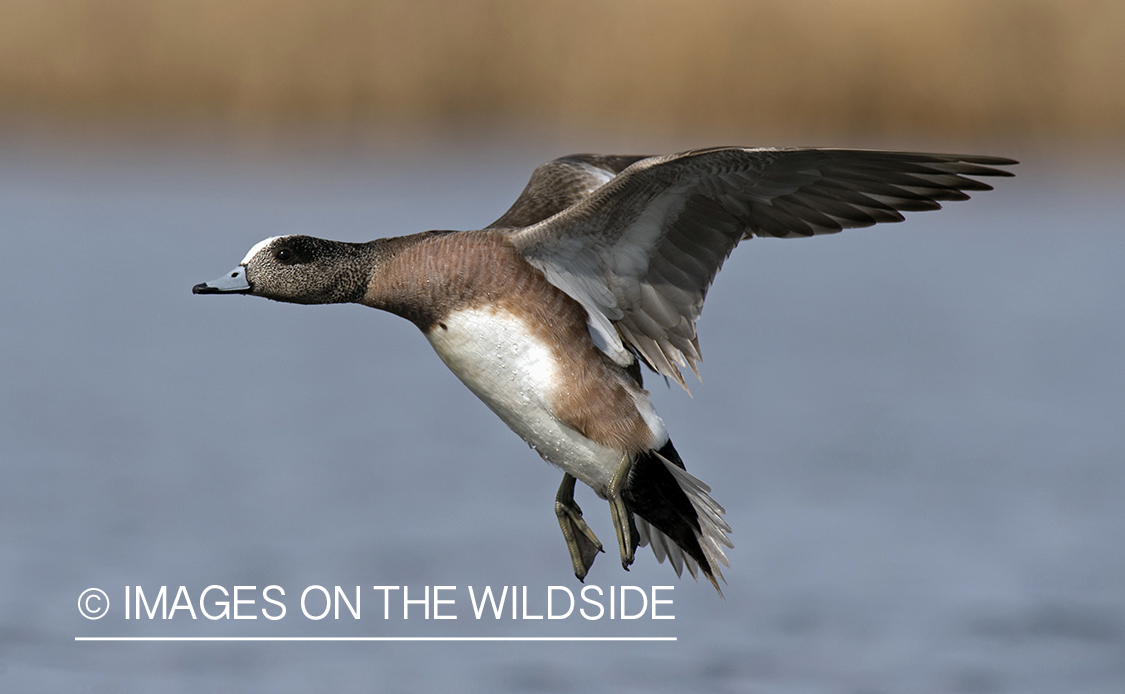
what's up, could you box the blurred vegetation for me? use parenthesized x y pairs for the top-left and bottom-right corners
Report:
(1, 0), (1121, 144)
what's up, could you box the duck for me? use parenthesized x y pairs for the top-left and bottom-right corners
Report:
(193, 146), (1015, 593)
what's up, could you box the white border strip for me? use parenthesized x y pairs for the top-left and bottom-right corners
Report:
(76, 636), (676, 642)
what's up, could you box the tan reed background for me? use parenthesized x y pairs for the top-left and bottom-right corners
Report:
(1, 0), (1121, 144)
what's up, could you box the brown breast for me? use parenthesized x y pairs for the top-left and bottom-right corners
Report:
(364, 230), (656, 454)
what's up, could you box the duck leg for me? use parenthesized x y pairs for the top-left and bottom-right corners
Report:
(607, 453), (640, 570)
(555, 473), (603, 581)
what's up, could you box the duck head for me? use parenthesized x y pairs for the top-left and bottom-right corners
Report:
(193, 235), (368, 305)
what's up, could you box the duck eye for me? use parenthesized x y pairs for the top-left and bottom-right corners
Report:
(276, 248), (293, 262)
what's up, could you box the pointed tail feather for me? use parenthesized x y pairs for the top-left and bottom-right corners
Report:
(624, 440), (732, 594)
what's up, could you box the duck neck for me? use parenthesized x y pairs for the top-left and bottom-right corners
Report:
(299, 240), (374, 305)
(360, 231), (460, 326)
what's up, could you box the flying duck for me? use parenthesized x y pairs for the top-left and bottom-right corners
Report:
(193, 147), (1015, 593)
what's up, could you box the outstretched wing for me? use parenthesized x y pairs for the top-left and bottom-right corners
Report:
(509, 147), (1016, 387)
(488, 153), (650, 229)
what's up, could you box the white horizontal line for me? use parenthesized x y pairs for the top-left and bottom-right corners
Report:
(75, 636), (676, 642)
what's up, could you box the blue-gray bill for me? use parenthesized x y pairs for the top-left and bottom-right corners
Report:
(193, 266), (251, 294)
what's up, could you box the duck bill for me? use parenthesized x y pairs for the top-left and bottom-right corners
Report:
(193, 266), (251, 294)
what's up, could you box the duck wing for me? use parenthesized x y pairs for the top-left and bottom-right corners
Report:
(508, 147), (1016, 387)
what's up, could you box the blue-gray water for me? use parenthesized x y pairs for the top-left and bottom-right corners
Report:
(2, 136), (1123, 692)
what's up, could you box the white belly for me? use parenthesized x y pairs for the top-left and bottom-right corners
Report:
(425, 306), (623, 493)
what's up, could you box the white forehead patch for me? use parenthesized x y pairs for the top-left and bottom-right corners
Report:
(240, 236), (283, 265)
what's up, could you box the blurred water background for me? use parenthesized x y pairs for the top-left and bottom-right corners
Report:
(2, 1), (1124, 692)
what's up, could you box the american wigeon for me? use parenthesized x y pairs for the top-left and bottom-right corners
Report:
(194, 147), (1015, 593)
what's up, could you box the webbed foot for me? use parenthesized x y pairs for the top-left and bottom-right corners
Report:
(607, 454), (639, 570)
(555, 474), (603, 581)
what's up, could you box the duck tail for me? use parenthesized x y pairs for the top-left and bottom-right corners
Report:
(624, 440), (733, 596)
